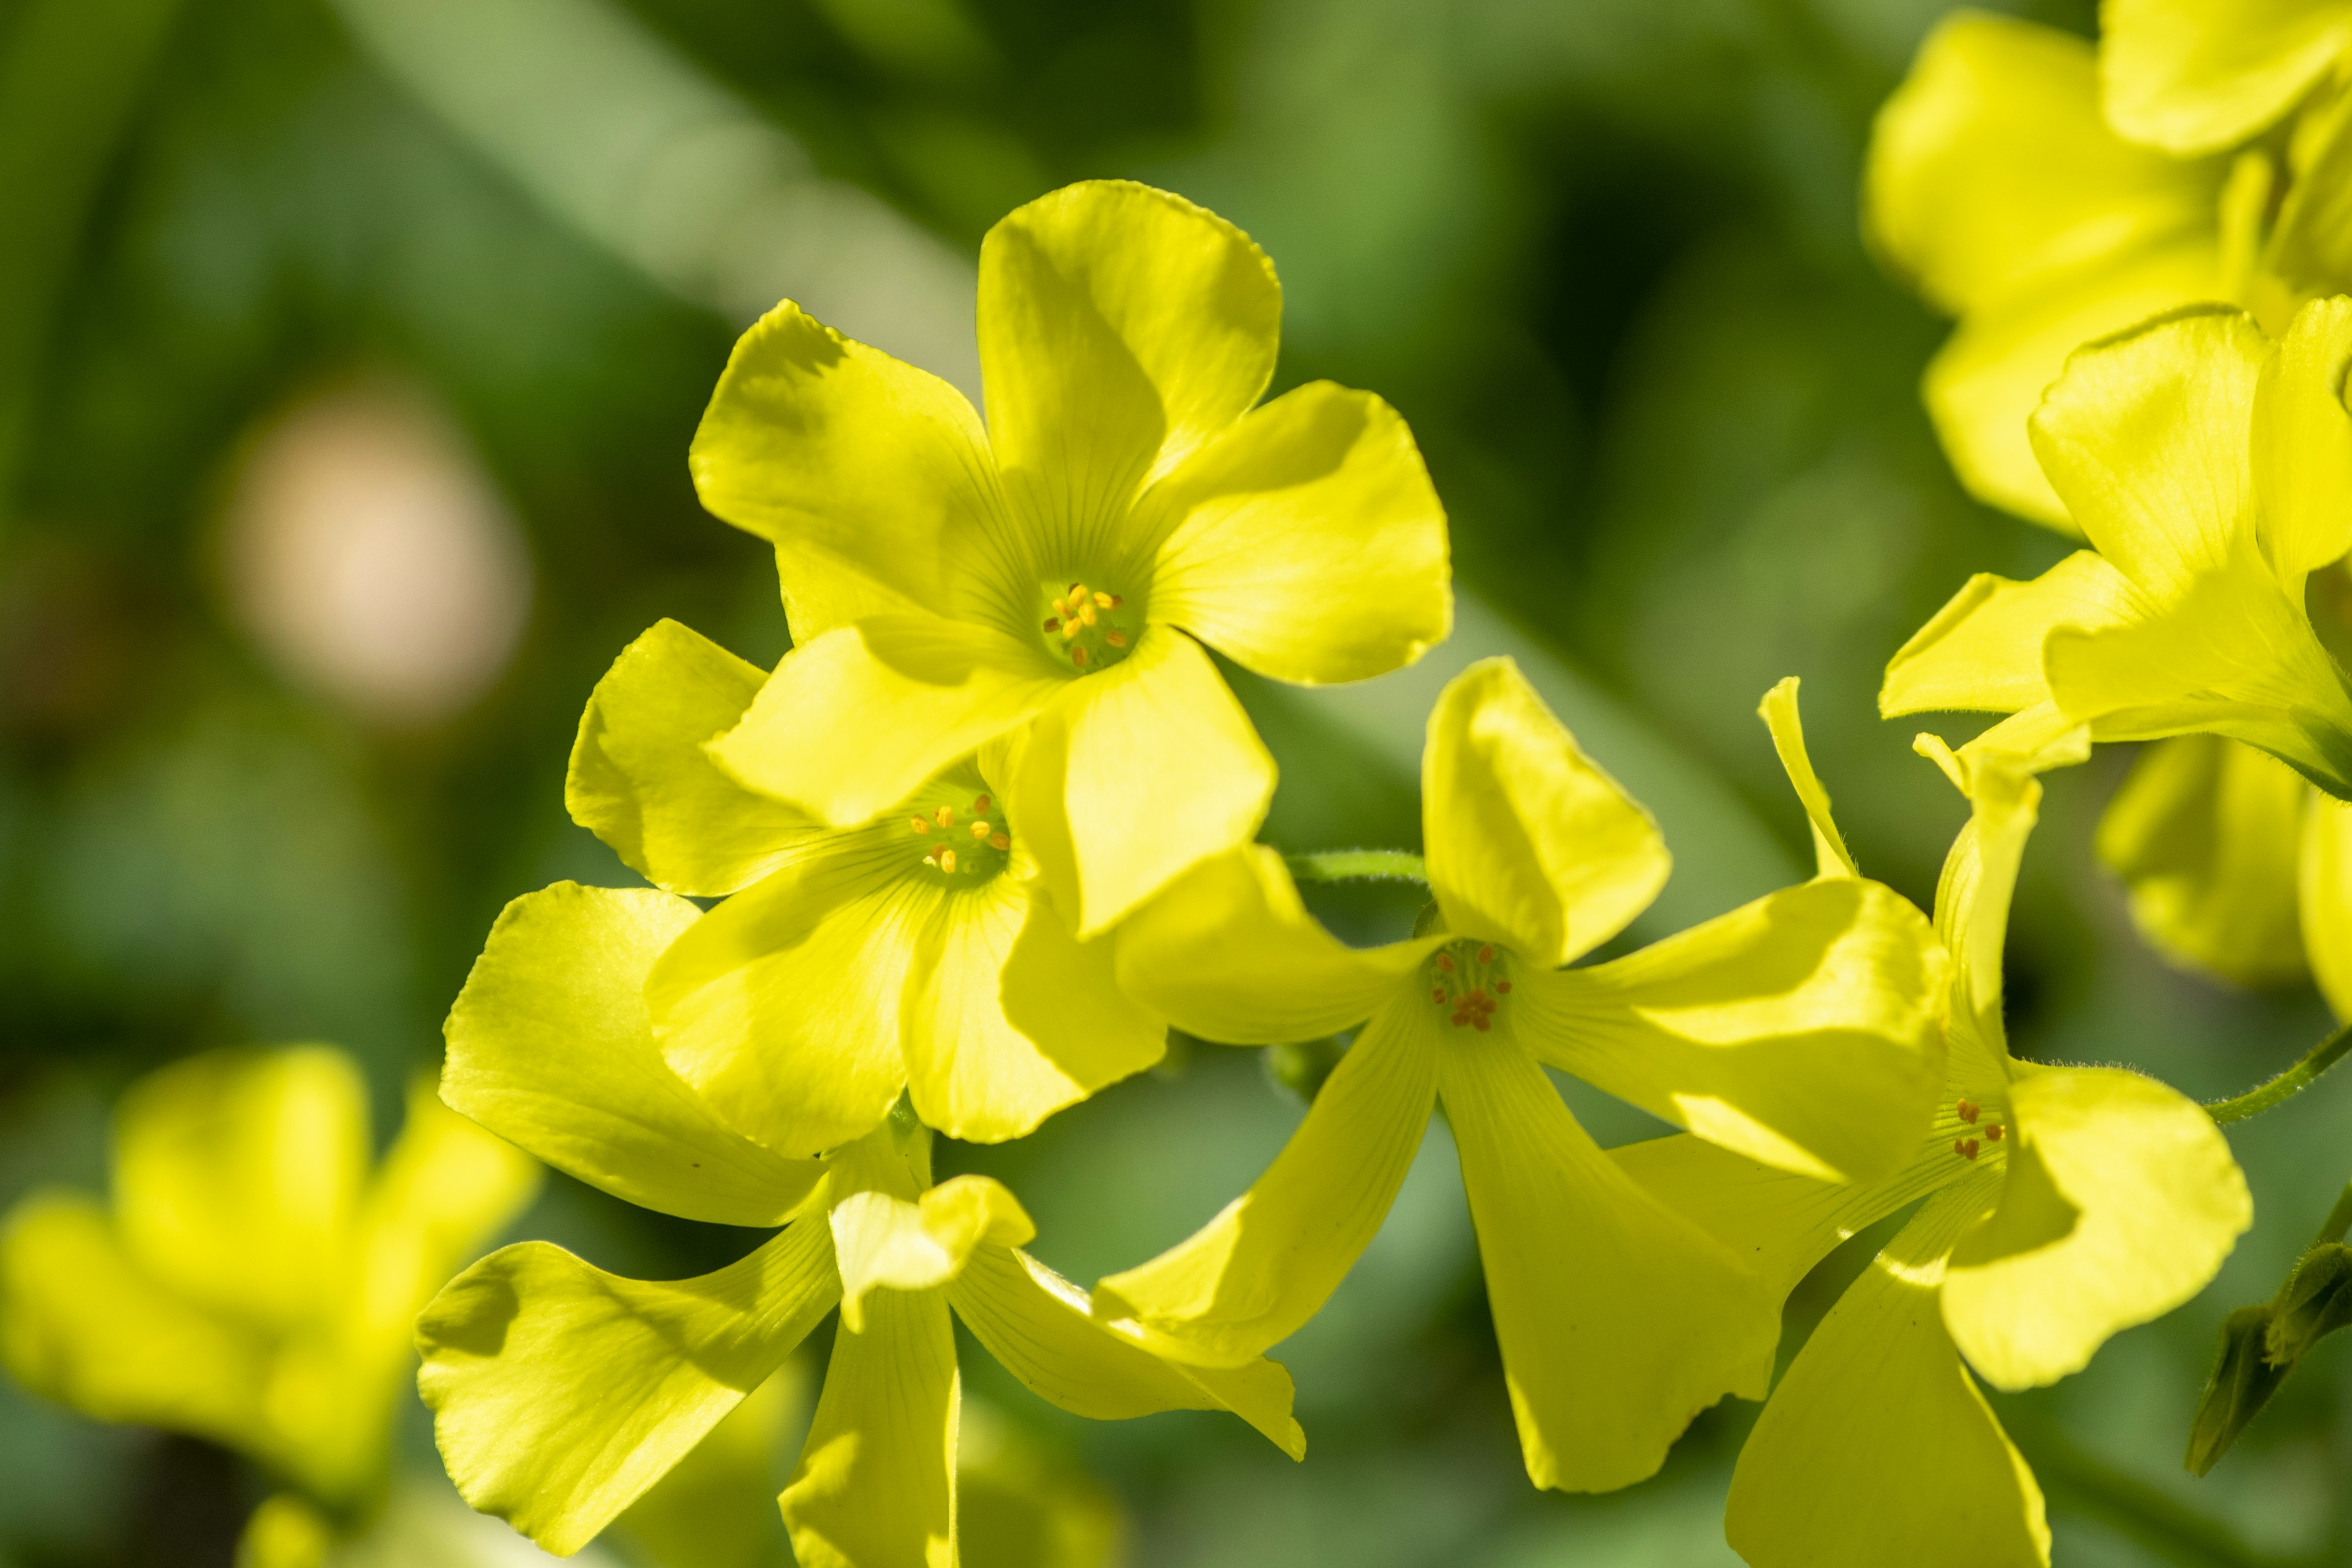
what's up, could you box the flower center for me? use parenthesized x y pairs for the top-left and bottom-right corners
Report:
(1036, 578), (1138, 673)
(903, 786), (1011, 884)
(1949, 1096), (2008, 1162)
(1427, 940), (1511, 1031)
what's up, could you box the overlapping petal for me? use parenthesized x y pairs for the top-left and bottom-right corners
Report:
(781, 1286), (960, 1568)
(1880, 552), (2141, 718)
(2102, 0), (2352, 156)
(831, 1176), (1034, 1332)
(2253, 295), (2352, 580)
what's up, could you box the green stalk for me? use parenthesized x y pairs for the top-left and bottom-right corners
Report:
(1283, 850), (1427, 885)
(2204, 1020), (2352, 1125)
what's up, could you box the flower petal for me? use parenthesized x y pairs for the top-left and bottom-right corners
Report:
(1090, 998), (1438, 1366)
(111, 1046), (368, 1334)
(2300, 789), (2352, 1017)
(1724, 1176), (2048, 1568)
(2101, 0), (2352, 155)
(903, 880), (1164, 1142)
(1610, 1134), (1887, 1309)
(1144, 380), (1450, 685)
(781, 1284), (960, 1568)
(417, 1218), (840, 1556)
(1517, 878), (1945, 1183)
(2095, 734), (2309, 986)
(1942, 1063), (2252, 1389)
(709, 619), (1064, 829)
(688, 300), (1009, 641)
(1423, 657), (1668, 968)
(831, 1176), (1035, 1333)
(1438, 1035), (1779, 1493)
(1879, 552), (2139, 718)
(444, 883), (824, 1226)
(947, 1244), (1304, 1458)
(567, 620), (819, 897)
(1007, 625), (1274, 938)
(647, 851), (923, 1159)
(1112, 845), (1439, 1044)
(2253, 296), (2352, 581)
(1757, 677), (1860, 878)
(979, 181), (1280, 567)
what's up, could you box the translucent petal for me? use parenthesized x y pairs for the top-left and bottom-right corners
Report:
(1879, 552), (2139, 719)
(781, 1284), (960, 1568)
(1757, 677), (1859, 878)
(2102, 0), (2352, 155)
(831, 1176), (1035, 1332)
(2252, 296), (2352, 581)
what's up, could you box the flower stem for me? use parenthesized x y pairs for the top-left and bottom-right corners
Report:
(2204, 1019), (2352, 1125)
(1284, 849), (1427, 884)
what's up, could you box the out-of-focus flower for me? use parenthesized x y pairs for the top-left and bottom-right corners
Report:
(568, 619), (1163, 1155)
(0, 1046), (540, 1566)
(690, 178), (1451, 938)
(1091, 659), (1947, 1493)
(2102, 0), (2352, 156)
(222, 380), (532, 729)
(421, 881), (1298, 1563)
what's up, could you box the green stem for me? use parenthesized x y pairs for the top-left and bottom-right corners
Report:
(2313, 1179), (2352, 1248)
(2204, 1019), (2352, 1125)
(1284, 850), (1427, 885)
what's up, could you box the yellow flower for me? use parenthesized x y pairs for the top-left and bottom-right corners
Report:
(2103, 0), (2352, 156)
(421, 881), (1300, 1564)
(1086, 661), (1948, 1493)
(1621, 699), (2250, 1568)
(689, 178), (1452, 938)
(568, 618), (1164, 1153)
(1884, 299), (2352, 800)
(0, 1046), (538, 1565)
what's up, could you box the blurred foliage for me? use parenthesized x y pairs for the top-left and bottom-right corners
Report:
(1, 0), (2347, 1565)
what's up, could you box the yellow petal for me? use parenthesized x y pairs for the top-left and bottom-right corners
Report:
(688, 300), (1008, 643)
(1006, 625), (1273, 938)
(1942, 1063), (2252, 1389)
(1610, 1134), (1886, 1312)
(443, 883), (824, 1226)
(1091, 997), (1438, 1366)
(1880, 552), (2139, 718)
(2253, 296), (2352, 581)
(1438, 1035), (1778, 1493)
(1111, 845), (1441, 1044)
(2300, 789), (2352, 1017)
(112, 1046), (367, 1334)
(567, 620), (819, 897)
(2101, 0), (2352, 155)
(781, 1284), (960, 1568)
(946, 1244), (1304, 1458)
(236, 1494), (333, 1568)
(614, 1365), (813, 1568)
(1757, 677), (1859, 878)
(1724, 1177), (2048, 1568)
(902, 879), (1164, 1143)
(831, 1175), (1035, 1332)
(1144, 380), (1450, 684)
(417, 1219), (839, 1556)
(1423, 657), (1668, 968)
(2095, 734), (2309, 986)
(709, 618), (1063, 829)
(979, 181), (1280, 564)
(1517, 878), (1945, 1183)
(648, 849), (924, 1159)
(1926, 739), (2046, 1066)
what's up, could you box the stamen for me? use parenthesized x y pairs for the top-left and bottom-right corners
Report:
(1093, 591), (1114, 608)
(973, 795), (990, 813)
(1432, 987), (1447, 1002)
(911, 816), (930, 835)
(970, 821), (990, 839)
(989, 832), (1010, 851)
(1105, 630), (1127, 648)
(1477, 944), (1494, 963)
(1069, 581), (1087, 600)
(940, 848), (957, 874)
(1494, 980), (1511, 993)
(1106, 594), (1123, 608)
(1985, 1123), (2005, 1142)
(1079, 601), (1098, 626)
(1071, 646), (1088, 667)
(1954, 1137), (1980, 1161)
(1956, 1099), (1979, 1124)
(935, 806), (956, 828)
(1437, 954), (1455, 973)
(1044, 617), (1060, 633)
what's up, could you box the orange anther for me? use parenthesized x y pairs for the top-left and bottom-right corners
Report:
(1450, 1011), (1469, 1027)
(1985, 1123), (2005, 1142)
(1954, 1137), (1980, 1161)
(1433, 987), (1448, 1002)
(990, 832), (1011, 851)
(1477, 944), (1494, 963)
(1108, 594), (1124, 608)
(911, 816), (931, 834)
(1494, 980), (1511, 993)
(1437, 953), (1455, 972)
(973, 795), (990, 813)
(935, 806), (955, 828)
(1105, 630), (1127, 647)
(1044, 617), (1060, 633)
(940, 849), (958, 874)
(1956, 1099), (1979, 1124)
(1474, 1017), (1490, 1031)
(1071, 646), (1089, 667)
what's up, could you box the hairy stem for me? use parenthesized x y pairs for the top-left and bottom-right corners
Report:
(2204, 1020), (2352, 1125)
(1284, 849), (1427, 885)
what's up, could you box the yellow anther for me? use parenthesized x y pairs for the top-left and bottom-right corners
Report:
(911, 816), (931, 835)
(1093, 590), (1114, 608)
(1079, 601), (1098, 627)
(989, 832), (1010, 851)
(935, 806), (955, 828)
(970, 820), (990, 839)
(1105, 630), (1128, 648)
(973, 794), (991, 813)
(940, 848), (957, 874)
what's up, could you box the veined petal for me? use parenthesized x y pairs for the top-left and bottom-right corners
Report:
(1144, 381), (1450, 685)
(831, 1176), (1035, 1333)
(1423, 657), (1668, 968)
(2102, 0), (2352, 156)
(1925, 739), (2047, 1063)
(902, 878), (1164, 1144)
(1439, 1036), (1779, 1493)
(1091, 998), (1439, 1366)
(1757, 677), (1860, 878)
(781, 1286), (960, 1568)
(1942, 1063), (2251, 1389)
(1611, 1134), (1887, 1313)
(417, 1218), (839, 1557)
(2253, 296), (2352, 581)
(1724, 1176), (2048, 1568)
(688, 300), (1011, 641)
(979, 181), (1280, 571)
(1112, 846), (1440, 1044)
(1880, 552), (2140, 718)
(946, 1245), (1304, 1458)
(113, 1046), (367, 1335)
(709, 619), (1063, 829)
(1518, 878), (1945, 1184)
(647, 848), (924, 1160)
(2094, 734), (2309, 986)
(567, 620), (818, 897)
(2299, 790), (2352, 1017)
(0, 1191), (274, 1458)
(444, 883), (824, 1226)
(1006, 625), (1273, 938)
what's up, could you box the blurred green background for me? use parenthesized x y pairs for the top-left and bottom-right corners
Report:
(2, 0), (2346, 1563)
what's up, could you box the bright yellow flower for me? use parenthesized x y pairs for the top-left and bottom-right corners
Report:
(1622, 699), (2250, 1568)
(421, 881), (1299, 1564)
(0, 1046), (538, 1566)
(569, 618), (1164, 1153)
(2103, 0), (2352, 156)
(1087, 660), (1948, 1493)
(689, 178), (1451, 938)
